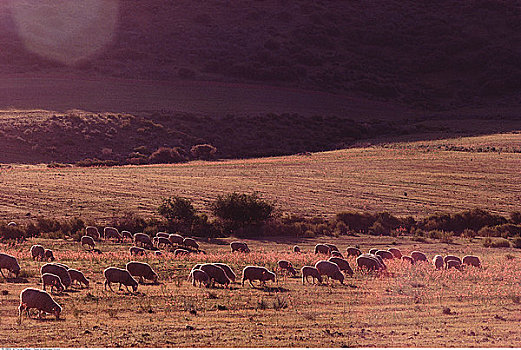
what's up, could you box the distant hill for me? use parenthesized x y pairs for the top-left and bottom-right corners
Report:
(1, 0), (521, 110)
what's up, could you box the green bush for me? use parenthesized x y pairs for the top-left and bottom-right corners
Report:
(483, 237), (511, 248)
(158, 196), (197, 225)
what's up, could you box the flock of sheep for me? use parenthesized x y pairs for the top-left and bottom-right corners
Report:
(4, 225), (483, 321)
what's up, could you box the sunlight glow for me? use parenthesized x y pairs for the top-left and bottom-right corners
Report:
(9, 0), (119, 66)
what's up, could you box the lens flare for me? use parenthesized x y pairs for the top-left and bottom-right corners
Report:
(9, 0), (119, 66)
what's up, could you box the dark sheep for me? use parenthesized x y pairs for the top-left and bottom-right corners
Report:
(230, 241), (250, 253)
(0, 253), (21, 278)
(462, 255), (481, 268)
(126, 261), (158, 284)
(301, 266), (322, 284)
(200, 264), (230, 288)
(375, 250), (394, 260)
(411, 251), (428, 263)
(388, 248), (402, 259)
(242, 266), (276, 288)
(19, 288), (61, 320)
(315, 260), (344, 284)
(104, 267), (138, 293)
(346, 247), (362, 257)
(314, 244), (331, 255)
(41, 264), (71, 289)
(213, 263), (236, 282)
(328, 257), (354, 276)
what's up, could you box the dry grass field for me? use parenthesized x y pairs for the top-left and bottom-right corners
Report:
(1, 132), (521, 222)
(1, 235), (521, 347)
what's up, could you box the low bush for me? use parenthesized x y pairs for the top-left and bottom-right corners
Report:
(483, 237), (511, 248)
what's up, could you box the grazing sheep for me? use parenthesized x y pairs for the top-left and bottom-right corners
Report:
(85, 226), (100, 241)
(41, 273), (64, 293)
(156, 232), (170, 239)
(301, 266), (323, 284)
(31, 245), (45, 261)
(331, 251), (344, 258)
(41, 264), (71, 289)
(242, 266), (276, 288)
(372, 254), (387, 269)
(462, 255), (481, 268)
(324, 243), (339, 252)
(168, 233), (184, 245)
(444, 255), (462, 266)
(0, 253), (21, 278)
(388, 248), (402, 259)
(129, 246), (146, 256)
(402, 255), (414, 264)
(44, 249), (55, 262)
(121, 230), (133, 240)
(357, 255), (384, 271)
(190, 269), (210, 287)
(104, 267), (138, 293)
(134, 233), (153, 249)
(68, 269), (89, 288)
(230, 241), (250, 253)
(346, 247), (362, 257)
(328, 257), (354, 276)
(411, 251), (428, 263)
(54, 263), (69, 270)
(19, 288), (61, 320)
(156, 237), (173, 249)
(183, 237), (199, 251)
(213, 263), (237, 282)
(446, 259), (462, 270)
(200, 264), (230, 288)
(81, 235), (96, 250)
(277, 260), (297, 276)
(375, 250), (394, 260)
(7, 221), (16, 227)
(293, 245), (301, 253)
(104, 227), (122, 242)
(126, 261), (158, 284)
(315, 260), (344, 284)
(314, 244), (331, 255)
(369, 248), (379, 255)
(174, 248), (190, 257)
(433, 255), (444, 270)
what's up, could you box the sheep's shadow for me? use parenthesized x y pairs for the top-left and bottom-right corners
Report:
(259, 286), (290, 293)
(5, 277), (29, 283)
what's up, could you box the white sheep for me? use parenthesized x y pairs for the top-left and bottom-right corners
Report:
(324, 243), (339, 252)
(200, 264), (230, 288)
(0, 253), (21, 278)
(156, 232), (170, 239)
(168, 233), (184, 245)
(213, 263), (236, 282)
(346, 247), (362, 257)
(301, 266), (322, 284)
(433, 255), (444, 270)
(103, 267), (138, 293)
(315, 260), (344, 284)
(174, 248), (190, 257)
(41, 264), (71, 289)
(121, 230), (133, 241)
(19, 288), (61, 320)
(444, 255), (462, 267)
(126, 261), (158, 284)
(41, 273), (64, 293)
(68, 269), (89, 288)
(44, 249), (55, 262)
(241, 266), (276, 288)
(388, 247), (402, 259)
(155, 237), (173, 249)
(328, 257), (354, 276)
(183, 237), (199, 251)
(30, 245), (45, 261)
(129, 246), (146, 256)
(293, 245), (301, 253)
(314, 244), (331, 255)
(411, 251), (428, 263)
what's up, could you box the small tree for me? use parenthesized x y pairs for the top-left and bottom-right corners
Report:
(210, 192), (274, 234)
(149, 147), (186, 164)
(191, 144), (217, 160)
(158, 197), (197, 230)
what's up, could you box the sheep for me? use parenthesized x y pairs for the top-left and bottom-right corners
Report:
(0, 253), (21, 278)
(301, 266), (323, 284)
(462, 255), (481, 268)
(156, 237), (173, 249)
(174, 248), (190, 257)
(433, 255), (444, 270)
(134, 233), (153, 249)
(126, 261), (158, 284)
(346, 247), (362, 257)
(120, 230), (132, 241)
(104, 227), (122, 242)
(230, 241), (250, 253)
(156, 232), (170, 239)
(54, 263), (69, 270)
(129, 246), (146, 256)
(314, 244), (331, 255)
(331, 251), (344, 258)
(324, 243), (339, 252)
(44, 249), (55, 262)
(315, 260), (344, 284)
(388, 248), (402, 259)
(68, 269), (89, 288)
(41, 264), (71, 289)
(19, 288), (62, 320)
(328, 257), (354, 276)
(200, 264), (230, 288)
(41, 273), (64, 293)
(81, 235), (96, 250)
(85, 226), (100, 241)
(104, 267), (138, 293)
(168, 233), (184, 245)
(402, 255), (414, 264)
(8, 221), (16, 227)
(375, 250), (394, 260)
(444, 255), (462, 267)
(242, 266), (276, 288)
(31, 245), (45, 261)
(213, 263), (237, 282)
(446, 259), (462, 270)
(411, 251), (428, 263)
(183, 237), (199, 251)
(277, 260), (297, 277)
(372, 254), (387, 269)
(369, 248), (379, 255)
(357, 255), (384, 271)
(293, 245), (301, 253)
(190, 269), (210, 287)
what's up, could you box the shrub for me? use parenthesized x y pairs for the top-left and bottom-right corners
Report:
(210, 192), (274, 233)
(149, 147), (186, 164)
(158, 196), (197, 227)
(512, 237), (521, 249)
(190, 144), (217, 160)
(483, 237), (511, 248)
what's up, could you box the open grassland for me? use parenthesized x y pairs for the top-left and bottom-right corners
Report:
(1, 132), (521, 222)
(1, 235), (521, 347)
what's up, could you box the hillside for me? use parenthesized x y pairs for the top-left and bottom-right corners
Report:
(1, 0), (521, 110)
